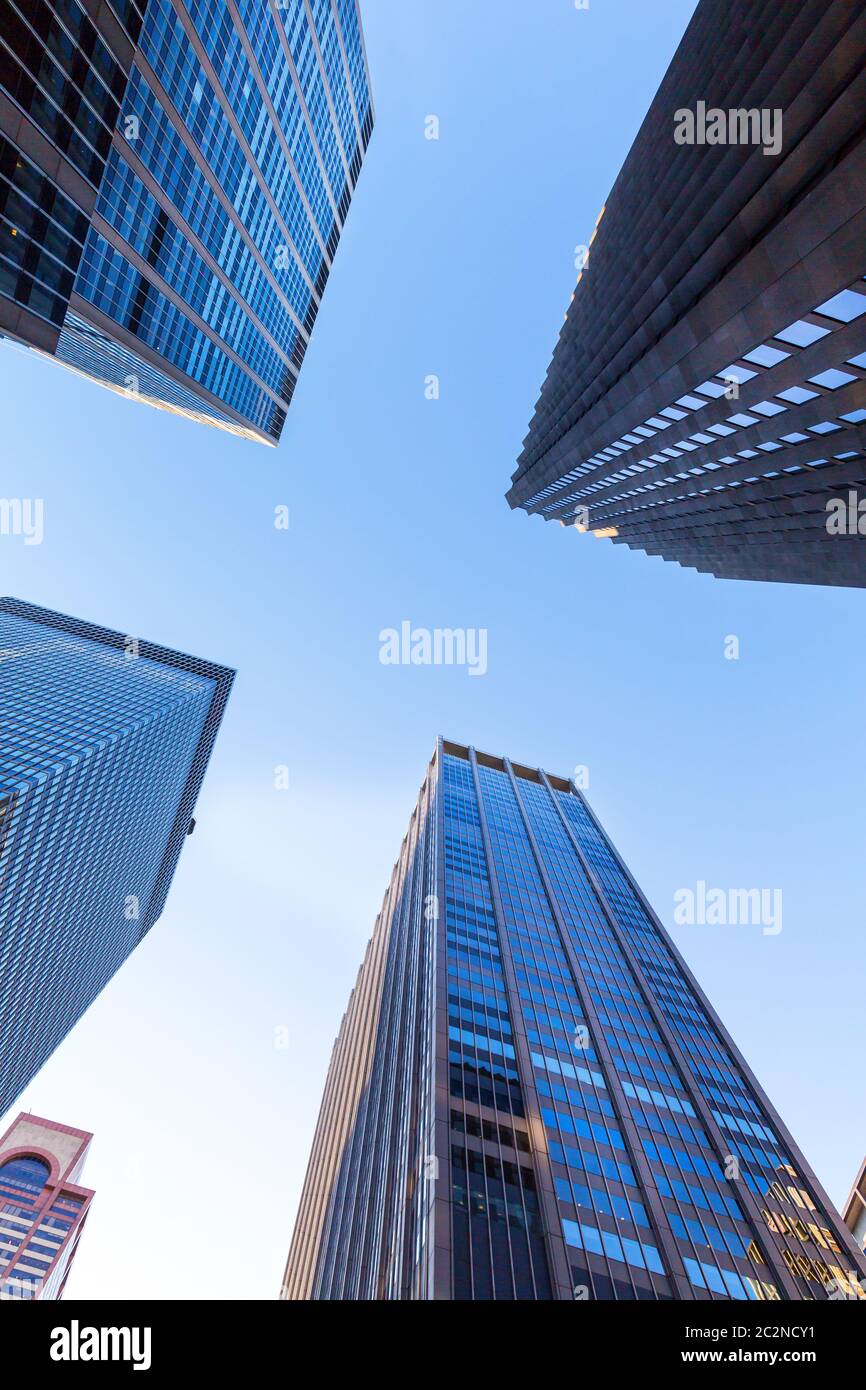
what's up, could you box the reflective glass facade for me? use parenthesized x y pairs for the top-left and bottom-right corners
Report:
(509, 0), (866, 585)
(283, 739), (866, 1300)
(0, 1112), (94, 1301)
(0, 0), (373, 443)
(0, 597), (233, 1114)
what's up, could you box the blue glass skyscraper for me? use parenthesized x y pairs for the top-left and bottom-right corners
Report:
(0, 597), (233, 1115)
(283, 739), (866, 1301)
(0, 0), (374, 444)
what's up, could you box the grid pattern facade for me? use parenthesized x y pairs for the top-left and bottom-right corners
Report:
(283, 739), (866, 1301)
(0, 0), (373, 444)
(0, 596), (234, 1115)
(508, 0), (866, 586)
(0, 1113), (94, 1300)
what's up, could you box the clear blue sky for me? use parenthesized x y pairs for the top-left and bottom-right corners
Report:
(2, 0), (864, 1299)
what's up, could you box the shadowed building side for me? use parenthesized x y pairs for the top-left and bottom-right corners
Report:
(281, 931), (391, 1300)
(282, 757), (438, 1299)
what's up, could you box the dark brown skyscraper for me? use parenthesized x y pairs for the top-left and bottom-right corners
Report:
(282, 739), (866, 1301)
(508, 0), (866, 587)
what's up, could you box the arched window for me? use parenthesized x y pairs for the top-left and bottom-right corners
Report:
(0, 1155), (51, 1194)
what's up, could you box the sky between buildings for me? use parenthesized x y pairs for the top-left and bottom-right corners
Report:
(2, 0), (864, 1299)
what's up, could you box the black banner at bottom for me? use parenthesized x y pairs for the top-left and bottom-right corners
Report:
(1, 1296), (859, 1376)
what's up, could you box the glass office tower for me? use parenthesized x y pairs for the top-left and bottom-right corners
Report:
(283, 739), (866, 1301)
(0, 0), (373, 443)
(0, 596), (233, 1114)
(0, 1112), (94, 1300)
(509, 0), (866, 585)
